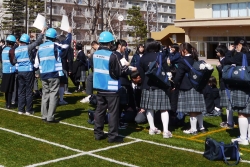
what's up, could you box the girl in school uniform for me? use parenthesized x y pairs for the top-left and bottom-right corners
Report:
(173, 42), (206, 135)
(139, 38), (172, 138)
(224, 38), (250, 145)
(215, 45), (234, 128)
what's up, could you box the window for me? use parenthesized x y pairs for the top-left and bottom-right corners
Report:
(212, 2), (250, 18)
(212, 4), (228, 18)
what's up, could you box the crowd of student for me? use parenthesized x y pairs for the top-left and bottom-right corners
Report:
(1, 29), (249, 145)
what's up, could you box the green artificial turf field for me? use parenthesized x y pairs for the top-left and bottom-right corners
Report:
(0, 68), (249, 167)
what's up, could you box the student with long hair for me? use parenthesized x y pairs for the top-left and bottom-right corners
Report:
(173, 42), (206, 135)
(215, 44), (233, 128)
(130, 44), (144, 68)
(224, 38), (250, 145)
(139, 38), (172, 138)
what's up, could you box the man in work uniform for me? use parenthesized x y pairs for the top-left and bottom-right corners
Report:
(93, 31), (124, 143)
(34, 27), (72, 123)
(15, 29), (45, 115)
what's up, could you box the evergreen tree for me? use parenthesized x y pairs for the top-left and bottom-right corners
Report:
(126, 6), (147, 44)
(28, 0), (44, 33)
(2, 0), (25, 35)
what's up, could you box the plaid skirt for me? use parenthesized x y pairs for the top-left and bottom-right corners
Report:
(228, 90), (250, 114)
(177, 88), (206, 113)
(140, 89), (171, 110)
(220, 89), (229, 108)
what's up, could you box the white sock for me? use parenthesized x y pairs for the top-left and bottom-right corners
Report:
(59, 87), (64, 101)
(238, 117), (248, 140)
(226, 109), (233, 125)
(146, 110), (155, 130)
(247, 117), (250, 139)
(161, 111), (169, 133)
(190, 116), (197, 131)
(214, 107), (220, 111)
(197, 114), (204, 129)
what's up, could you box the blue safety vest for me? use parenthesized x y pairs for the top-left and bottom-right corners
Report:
(15, 45), (33, 72)
(2, 47), (15, 73)
(93, 49), (120, 91)
(38, 41), (63, 74)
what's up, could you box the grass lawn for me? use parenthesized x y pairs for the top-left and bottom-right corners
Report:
(0, 68), (249, 167)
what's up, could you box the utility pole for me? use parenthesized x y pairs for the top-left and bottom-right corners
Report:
(25, 0), (28, 34)
(101, 0), (103, 32)
(50, 0), (52, 28)
(146, 0), (149, 38)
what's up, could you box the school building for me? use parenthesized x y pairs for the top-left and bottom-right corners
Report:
(151, 0), (250, 59)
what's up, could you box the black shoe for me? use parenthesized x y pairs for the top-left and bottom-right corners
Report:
(46, 119), (59, 123)
(199, 128), (206, 133)
(95, 134), (107, 140)
(108, 137), (124, 143)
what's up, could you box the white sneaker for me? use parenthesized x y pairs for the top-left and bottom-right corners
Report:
(163, 131), (173, 138)
(231, 137), (249, 145)
(149, 128), (161, 135)
(64, 91), (72, 95)
(80, 95), (90, 103)
(59, 100), (68, 105)
(25, 112), (34, 115)
(183, 129), (197, 135)
(18, 111), (24, 115)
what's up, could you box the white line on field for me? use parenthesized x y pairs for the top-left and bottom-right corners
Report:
(0, 127), (83, 153)
(1, 107), (250, 164)
(0, 125), (139, 167)
(25, 141), (140, 167)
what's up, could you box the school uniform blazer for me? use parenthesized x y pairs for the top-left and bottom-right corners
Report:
(224, 51), (250, 90)
(216, 57), (226, 90)
(173, 56), (194, 90)
(169, 52), (181, 67)
(130, 53), (141, 68)
(139, 51), (170, 90)
(113, 51), (132, 86)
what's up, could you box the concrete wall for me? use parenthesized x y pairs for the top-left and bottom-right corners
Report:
(176, 0), (194, 20)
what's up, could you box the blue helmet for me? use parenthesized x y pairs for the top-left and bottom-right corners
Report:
(20, 34), (30, 43)
(46, 28), (57, 38)
(6, 35), (16, 43)
(98, 31), (114, 43)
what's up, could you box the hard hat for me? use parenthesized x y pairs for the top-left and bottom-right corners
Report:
(20, 34), (30, 43)
(6, 35), (16, 43)
(98, 31), (114, 43)
(46, 28), (57, 39)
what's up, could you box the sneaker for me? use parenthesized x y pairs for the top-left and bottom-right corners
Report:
(149, 128), (161, 135)
(25, 111), (34, 115)
(64, 91), (72, 95)
(220, 122), (234, 129)
(163, 131), (173, 138)
(231, 137), (249, 145)
(183, 129), (197, 135)
(18, 111), (24, 115)
(59, 100), (68, 105)
(80, 96), (90, 103)
(199, 127), (206, 133)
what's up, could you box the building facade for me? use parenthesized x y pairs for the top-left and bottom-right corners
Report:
(44, 0), (176, 44)
(152, 0), (250, 59)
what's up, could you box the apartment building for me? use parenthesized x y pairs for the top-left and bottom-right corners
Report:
(44, 0), (176, 44)
(152, 0), (250, 59)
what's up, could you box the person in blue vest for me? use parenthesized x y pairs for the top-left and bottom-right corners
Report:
(0, 35), (16, 109)
(93, 31), (126, 143)
(34, 27), (72, 123)
(15, 29), (45, 115)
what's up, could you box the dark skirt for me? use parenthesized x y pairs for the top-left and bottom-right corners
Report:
(220, 89), (229, 108)
(140, 89), (171, 110)
(1, 73), (15, 93)
(229, 89), (250, 114)
(177, 88), (206, 113)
